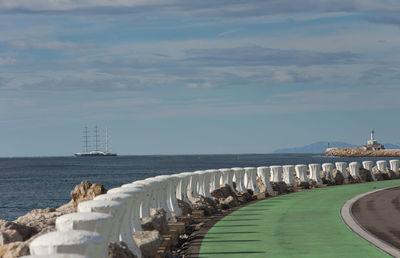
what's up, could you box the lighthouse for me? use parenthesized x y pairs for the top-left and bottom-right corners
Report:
(364, 129), (384, 150)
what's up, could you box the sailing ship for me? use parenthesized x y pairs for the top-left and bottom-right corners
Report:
(74, 126), (117, 157)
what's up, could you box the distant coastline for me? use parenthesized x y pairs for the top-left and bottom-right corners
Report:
(324, 148), (400, 157)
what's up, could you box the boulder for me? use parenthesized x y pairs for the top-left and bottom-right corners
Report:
(319, 171), (333, 185)
(108, 242), (137, 258)
(3, 230), (22, 243)
(237, 191), (253, 203)
(70, 180), (107, 208)
(383, 169), (398, 180)
(0, 220), (37, 242)
(0, 241), (29, 258)
(294, 177), (309, 189)
(332, 169), (344, 185)
(132, 230), (162, 258)
(0, 232), (10, 246)
(211, 184), (237, 200)
(13, 207), (64, 235)
(140, 208), (169, 235)
(359, 168), (374, 182)
(191, 196), (218, 216)
(177, 199), (192, 216)
(271, 182), (288, 194)
(371, 166), (384, 181)
(222, 196), (238, 208)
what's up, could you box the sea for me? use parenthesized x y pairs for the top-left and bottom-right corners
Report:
(0, 154), (397, 221)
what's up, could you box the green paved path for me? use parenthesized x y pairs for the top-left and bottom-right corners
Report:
(199, 180), (400, 258)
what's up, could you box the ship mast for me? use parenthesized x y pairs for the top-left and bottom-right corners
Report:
(94, 125), (99, 151)
(83, 126), (89, 153)
(106, 128), (109, 153)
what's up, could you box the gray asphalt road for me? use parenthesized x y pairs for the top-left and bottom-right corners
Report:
(352, 186), (400, 249)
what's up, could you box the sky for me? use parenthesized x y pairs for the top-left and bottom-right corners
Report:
(1, 0), (400, 157)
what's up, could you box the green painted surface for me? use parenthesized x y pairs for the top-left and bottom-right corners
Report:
(199, 180), (400, 257)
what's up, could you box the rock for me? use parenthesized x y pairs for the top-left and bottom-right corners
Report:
(237, 191), (253, 203)
(319, 171), (333, 185)
(384, 169), (398, 180)
(56, 201), (75, 213)
(4, 230), (23, 243)
(332, 169), (344, 185)
(108, 241), (137, 258)
(191, 196), (218, 216)
(0, 232), (10, 246)
(132, 230), (162, 258)
(325, 148), (400, 157)
(372, 166), (384, 181)
(13, 207), (66, 236)
(256, 176), (266, 193)
(0, 220), (37, 242)
(271, 182), (288, 194)
(222, 196), (238, 208)
(71, 180), (107, 208)
(246, 189), (254, 196)
(211, 184), (237, 199)
(177, 199), (192, 216)
(359, 168), (374, 182)
(0, 241), (29, 258)
(141, 208), (169, 235)
(294, 177), (310, 189)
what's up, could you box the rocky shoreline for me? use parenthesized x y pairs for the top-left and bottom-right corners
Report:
(324, 148), (400, 157)
(1, 162), (400, 257)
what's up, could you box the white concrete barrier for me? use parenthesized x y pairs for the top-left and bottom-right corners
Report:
(390, 160), (400, 173)
(295, 164), (308, 182)
(322, 163), (334, 182)
(175, 172), (192, 205)
(77, 200), (125, 246)
(377, 160), (388, 171)
(335, 162), (348, 179)
(30, 230), (106, 258)
(257, 166), (272, 192)
(362, 161), (374, 171)
(308, 164), (322, 183)
(124, 179), (157, 218)
(194, 170), (210, 198)
(55, 213), (113, 247)
(154, 175), (181, 219)
(188, 172), (200, 200)
(244, 167), (259, 193)
(282, 165), (296, 186)
(219, 168), (234, 188)
(349, 162), (361, 179)
(107, 187), (144, 232)
(362, 160), (375, 180)
(206, 169), (221, 193)
(270, 166), (283, 183)
(232, 167), (246, 192)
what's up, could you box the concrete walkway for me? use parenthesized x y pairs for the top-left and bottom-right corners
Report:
(199, 180), (400, 257)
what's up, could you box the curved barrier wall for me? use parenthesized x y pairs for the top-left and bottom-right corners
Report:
(27, 159), (400, 258)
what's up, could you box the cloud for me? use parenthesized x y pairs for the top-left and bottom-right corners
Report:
(365, 16), (400, 26)
(0, 57), (16, 66)
(0, 40), (92, 51)
(1, 0), (400, 16)
(184, 46), (357, 67)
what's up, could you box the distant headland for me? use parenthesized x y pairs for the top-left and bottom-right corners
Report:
(324, 130), (400, 157)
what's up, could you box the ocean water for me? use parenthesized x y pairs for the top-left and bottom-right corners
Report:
(0, 154), (396, 221)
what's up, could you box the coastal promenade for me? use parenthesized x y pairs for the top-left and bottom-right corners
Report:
(199, 180), (400, 257)
(19, 159), (400, 257)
